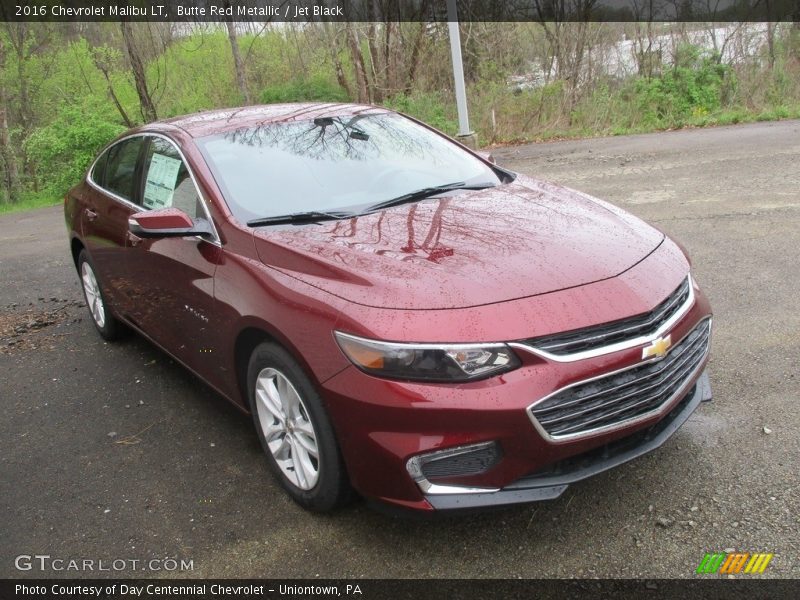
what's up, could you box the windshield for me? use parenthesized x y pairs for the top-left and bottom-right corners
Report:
(196, 113), (504, 223)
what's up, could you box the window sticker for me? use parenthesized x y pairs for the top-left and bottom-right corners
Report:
(143, 153), (182, 209)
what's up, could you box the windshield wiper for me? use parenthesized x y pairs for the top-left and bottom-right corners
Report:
(246, 182), (497, 226)
(247, 211), (353, 227)
(362, 181), (496, 214)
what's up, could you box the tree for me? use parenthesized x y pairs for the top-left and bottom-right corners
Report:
(629, 1), (660, 79)
(346, 24), (370, 103)
(90, 45), (134, 128)
(532, 1), (601, 124)
(224, 1), (251, 104)
(793, 17), (800, 59)
(0, 38), (19, 203)
(339, 19), (430, 104)
(321, 22), (354, 99)
(120, 20), (158, 122)
(2, 22), (52, 192)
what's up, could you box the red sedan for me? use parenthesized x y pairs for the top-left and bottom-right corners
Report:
(64, 104), (712, 512)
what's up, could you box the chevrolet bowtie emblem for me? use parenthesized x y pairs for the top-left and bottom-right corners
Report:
(642, 335), (672, 360)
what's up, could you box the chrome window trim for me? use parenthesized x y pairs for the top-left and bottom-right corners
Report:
(86, 132), (222, 247)
(526, 317), (712, 444)
(509, 274), (696, 363)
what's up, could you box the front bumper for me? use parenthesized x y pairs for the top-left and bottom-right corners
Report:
(320, 274), (713, 512)
(426, 371), (711, 510)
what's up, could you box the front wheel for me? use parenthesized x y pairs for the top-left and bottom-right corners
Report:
(247, 342), (352, 512)
(77, 250), (125, 341)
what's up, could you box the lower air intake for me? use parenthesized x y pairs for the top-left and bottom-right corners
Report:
(420, 442), (502, 481)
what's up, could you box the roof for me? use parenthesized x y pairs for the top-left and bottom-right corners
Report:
(141, 103), (390, 138)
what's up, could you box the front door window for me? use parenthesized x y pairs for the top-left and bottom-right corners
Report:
(140, 138), (201, 218)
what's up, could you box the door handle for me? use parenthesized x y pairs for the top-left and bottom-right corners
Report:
(85, 208), (98, 221)
(127, 231), (143, 247)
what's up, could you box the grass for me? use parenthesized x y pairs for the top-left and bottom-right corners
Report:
(0, 195), (61, 215)
(485, 104), (800, 147)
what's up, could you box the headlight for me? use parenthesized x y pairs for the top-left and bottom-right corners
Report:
(334, 332), (520, 382)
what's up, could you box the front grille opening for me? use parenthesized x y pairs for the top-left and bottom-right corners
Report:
(421, 443), (503, 481)
(530, 318), (711, 439)
(514, 385), (696, 487)
(526, 277), (691, 356)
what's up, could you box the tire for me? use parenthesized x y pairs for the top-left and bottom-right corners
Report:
(247, 341), (352, 512)
(77, 249), (125, 341)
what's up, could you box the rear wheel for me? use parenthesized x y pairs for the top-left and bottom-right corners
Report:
(247, 342), (352, 512)
(77, 250), (125, 341)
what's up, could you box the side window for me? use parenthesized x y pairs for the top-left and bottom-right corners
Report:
(104, 137), (144, 201)
(140, 138), (201, 219)
(91, 148), (109, 187)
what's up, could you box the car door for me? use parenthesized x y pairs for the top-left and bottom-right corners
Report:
(81, 136), (146, 315)
(125, 134), (223, 378)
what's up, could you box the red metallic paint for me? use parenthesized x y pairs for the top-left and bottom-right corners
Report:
(65, 104), (713, 512)
(130, 207), (194, 230)
(251, 176), (665, 310)
(322, 286), (711, 506)
(76, 179), (135, 311)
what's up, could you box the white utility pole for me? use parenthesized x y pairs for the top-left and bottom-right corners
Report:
(446, 0), (477, 148)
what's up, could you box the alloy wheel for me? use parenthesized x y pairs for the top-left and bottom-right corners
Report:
(81, 261), (106, 328)
(254, 367), (320, 490)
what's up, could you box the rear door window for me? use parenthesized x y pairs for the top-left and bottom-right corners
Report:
(103, 137), (144, 202)
(91, 149), (109, 187)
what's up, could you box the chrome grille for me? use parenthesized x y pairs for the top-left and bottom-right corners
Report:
(526, 277), (691, 356)
(529, 318), (711, 439)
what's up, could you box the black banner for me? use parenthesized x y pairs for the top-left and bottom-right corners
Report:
(4, 579), (800, 600)
(1, 0), (799, 23)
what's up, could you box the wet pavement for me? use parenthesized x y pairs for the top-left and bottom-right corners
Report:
(1, 120), (798, 578)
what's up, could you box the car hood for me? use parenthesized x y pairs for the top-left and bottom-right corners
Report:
(252, 176), (664, 310)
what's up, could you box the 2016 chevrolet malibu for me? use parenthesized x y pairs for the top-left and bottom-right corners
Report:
(65, 103), (712, 513)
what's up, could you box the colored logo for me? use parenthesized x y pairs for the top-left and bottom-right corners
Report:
(642, 335), (672, 360)
(696, 552), (774, 574)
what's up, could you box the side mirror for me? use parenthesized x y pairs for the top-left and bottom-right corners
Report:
(476, 150), (496, 165)
(129, 208), (214, 240)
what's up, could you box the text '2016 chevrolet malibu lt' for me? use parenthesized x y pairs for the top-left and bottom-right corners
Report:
(65, 103), (712, 513)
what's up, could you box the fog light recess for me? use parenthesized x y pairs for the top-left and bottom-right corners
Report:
(406, 441), (503, 495)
